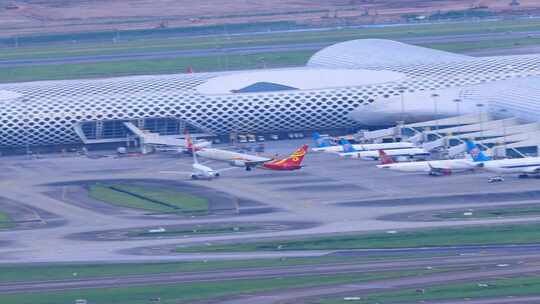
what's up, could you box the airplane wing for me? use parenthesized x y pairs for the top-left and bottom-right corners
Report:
(216, 167), (240, 173)
(522, 166), (540, 174)
(159, 170), (192, 175)
(427, 162), (452, 175)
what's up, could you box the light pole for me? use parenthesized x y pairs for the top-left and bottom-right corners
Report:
(453, 99), (462, 117)
(453, 98), (462, 135)
(431, 93), (440, 135)
(499, 108), (509, 156)
(395, 86), (408, 123)
(476, 103), (485, 141)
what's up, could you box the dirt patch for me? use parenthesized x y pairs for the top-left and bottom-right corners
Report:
(0, 197), (65, 230)
(4, 0), (540, 38)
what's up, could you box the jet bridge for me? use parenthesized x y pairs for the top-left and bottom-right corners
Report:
(355, 112), (540, 158)
(73, 117), (214, 151)
(357, 113), (491, 143)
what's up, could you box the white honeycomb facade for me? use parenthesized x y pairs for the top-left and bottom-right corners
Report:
(3, 39), (540, 148)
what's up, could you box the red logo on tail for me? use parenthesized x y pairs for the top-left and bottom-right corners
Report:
(263, 145), (308, 171)
(378, 150), (394, 165)
(184, 130), (202, 153)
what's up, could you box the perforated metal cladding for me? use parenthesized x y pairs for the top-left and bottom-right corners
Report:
(3, 54), (540, 147)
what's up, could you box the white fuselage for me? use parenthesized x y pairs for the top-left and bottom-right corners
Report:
(192, 163), (218, 179)
(340, 147), (429, 159)
(313, 142), (415, 153)
(377, 159), (475, 172)
(479, 157), (540, 174)
(312, 146), (343, 153)
(196, 148), (271, 165)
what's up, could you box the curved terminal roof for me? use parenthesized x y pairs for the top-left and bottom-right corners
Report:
(308, 39), (472, 69)
(196, 68), (405, 94)
(0, 90), (23, 102)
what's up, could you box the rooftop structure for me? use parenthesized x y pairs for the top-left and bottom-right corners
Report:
(2, 39), (540, 148)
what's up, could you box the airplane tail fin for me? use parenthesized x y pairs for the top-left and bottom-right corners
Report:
(379, 150), (394, 165)
(341, 141), (357, 153)
(312, 132), (331, 148)
(338, 138), (350, 145)
(464, 140), (491, 162)
(273, 144), (309, 167)
(185, 130), (194, 152)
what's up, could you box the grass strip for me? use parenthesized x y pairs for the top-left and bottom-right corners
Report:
(0, 212), (13, 229)
(127, 224), (259, 237)
(0, 50), (313, 83)
(436, 204), (540, 220)
(317, 274), (540, 303)
(5, 18), (540, 61)
(0, 268), (448, 304)
(0, 254), (451, 283)
(109, 184), (208, 212)
(87, 183), (208, 213)
(175, 222), (540, 252)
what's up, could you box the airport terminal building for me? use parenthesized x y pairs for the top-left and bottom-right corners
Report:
(3, 39), (540, 149)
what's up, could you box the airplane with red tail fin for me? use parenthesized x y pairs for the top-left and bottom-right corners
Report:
(376, 148), (475, 176)
(262, 145), (308, 171)
(183, 130), (212, 153)
(378, 150), (395, 165)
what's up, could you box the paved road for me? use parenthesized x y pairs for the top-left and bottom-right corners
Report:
(2, 31), (540, 67)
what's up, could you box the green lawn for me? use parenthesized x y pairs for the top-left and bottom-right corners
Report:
(88, 183), (209, 213)
(0, 212), (13, 229)
(0, 50), (313, 83)
(175, 222), (540, 252)
(435, 204), (540, 220)
(318, 274), (540, 304)
(0, 268), (449, 304)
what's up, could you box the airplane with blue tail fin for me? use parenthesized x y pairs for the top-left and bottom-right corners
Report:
(464, 140), (540, 178)
(311, 132), (415, 153)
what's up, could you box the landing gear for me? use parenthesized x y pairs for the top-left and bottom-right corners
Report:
(488, 176), (504, 183)
(191, 174), (198, 180)
(245, 166), (252, 171)
(518, 174), (530, 179)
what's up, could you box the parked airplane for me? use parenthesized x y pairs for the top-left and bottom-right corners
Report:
(377, 150), (476, 175)
(312, 133), (415, 153)
(311, 132), (339, 152)
(339, 143), (429, 160)
(261, 144), (308, 171)
(465, 140), (540, 177)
